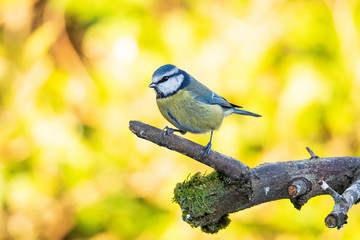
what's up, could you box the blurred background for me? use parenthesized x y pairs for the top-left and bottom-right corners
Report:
(0, 0), (360, 239)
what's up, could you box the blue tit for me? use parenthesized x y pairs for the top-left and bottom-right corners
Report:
(149, 64), (261, 157)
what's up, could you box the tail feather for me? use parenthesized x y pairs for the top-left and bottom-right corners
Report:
(232, 108), (261, 117)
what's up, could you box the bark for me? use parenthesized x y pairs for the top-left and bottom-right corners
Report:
(129, 120), (360, 233)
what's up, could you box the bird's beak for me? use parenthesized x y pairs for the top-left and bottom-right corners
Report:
(148, 83), (156, 88)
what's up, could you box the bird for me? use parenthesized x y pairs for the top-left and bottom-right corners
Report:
(149, 64), (261, 157)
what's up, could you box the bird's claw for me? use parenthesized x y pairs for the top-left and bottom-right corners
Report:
(203, 142), (212, 158)
(201, 130), (214, 159)
(163, 126), (174, 138)
(162, 126), (186, 138)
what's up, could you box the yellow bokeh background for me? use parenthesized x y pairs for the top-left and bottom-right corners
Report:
(1, 0), (360, 239)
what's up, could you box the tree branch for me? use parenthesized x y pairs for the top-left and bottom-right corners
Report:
(129, 120), (251, 181)
(129, 121), (360, 233)
(320, 169), (360, 229)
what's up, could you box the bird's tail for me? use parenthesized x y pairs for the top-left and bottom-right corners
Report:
(232, 108), (261, 117)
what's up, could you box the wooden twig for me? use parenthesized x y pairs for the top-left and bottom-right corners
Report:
(306, 146), (320, 159)
(320, 170), (360, 229)
(129, 120), (251, 181)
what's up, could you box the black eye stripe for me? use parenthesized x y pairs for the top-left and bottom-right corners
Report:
(158, 76), (169, 83)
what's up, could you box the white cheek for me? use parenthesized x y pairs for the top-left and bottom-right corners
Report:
(159, 74), (184, 96)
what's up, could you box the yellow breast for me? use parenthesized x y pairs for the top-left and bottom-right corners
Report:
(156, 90), (224, 133)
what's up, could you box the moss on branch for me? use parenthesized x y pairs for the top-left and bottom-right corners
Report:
(173, 172), (233, 233)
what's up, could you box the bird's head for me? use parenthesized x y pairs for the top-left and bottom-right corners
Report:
(149, 64), (186, 98)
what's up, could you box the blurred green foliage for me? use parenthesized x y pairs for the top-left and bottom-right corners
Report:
(1, 0), (360, 239)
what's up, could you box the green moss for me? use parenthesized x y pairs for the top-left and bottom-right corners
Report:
(173, 171), (232, 233)
(201, 214), (231, 234)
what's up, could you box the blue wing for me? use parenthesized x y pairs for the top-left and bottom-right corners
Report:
(187, 77), (242, 108)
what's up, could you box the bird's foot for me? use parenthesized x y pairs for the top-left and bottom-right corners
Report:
(163, 126), (175, 137)
(203, 142), (212, 158)
(162, 126), (186, 138)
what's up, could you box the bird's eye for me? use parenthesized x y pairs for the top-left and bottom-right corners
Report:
(159, 76), (169, 83)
